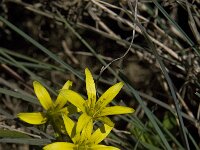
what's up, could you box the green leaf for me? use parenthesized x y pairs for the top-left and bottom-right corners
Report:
(162, 112), (176, 130)
(0, 88), (39, 105)
(0, 138), (51, 145)
(0, 129), (31, 138)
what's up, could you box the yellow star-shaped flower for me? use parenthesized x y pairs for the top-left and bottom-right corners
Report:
(17, 80), (72, 125)
(43, 113), (119, 150)
(59, 68), (134, 132)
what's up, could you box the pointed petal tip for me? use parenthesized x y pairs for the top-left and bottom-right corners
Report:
(85, 67), (96, 108)
(33, 80), (41, 87)
(62, 80), (73, 90)
(85, 67), (90, 72)
(85, 68), (92, 76)
(33, 80), (38, 84)
(118, 81), (124, 87)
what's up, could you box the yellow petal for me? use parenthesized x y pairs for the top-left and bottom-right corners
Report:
(61, 80), (73, 90)
(97, 116), (114, 127)
(85, 68), (96, 108)
(80, 119), (93, 144)
(62, 113), (76, 142)
(89, 124), (113, 145)
(33, 81), (53, 110)
(54, 93), (66, 110)
(96, 82), (123, 111)
(90, 145), (120, 150)
(59, 107), (69, 114)
(17, 112), (47, 125)
(76, 113), (92, 134)
(98, 106), (135, 117)
(43, 142), (75, 150)
(54, 81), (73, 109)
(59, 90), (86, 112)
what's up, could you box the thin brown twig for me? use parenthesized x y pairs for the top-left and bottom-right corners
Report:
(95, 0), (138, 79)
(92, 0), (181, 61)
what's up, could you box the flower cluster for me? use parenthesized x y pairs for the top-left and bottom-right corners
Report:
(18, 68), (134, 150)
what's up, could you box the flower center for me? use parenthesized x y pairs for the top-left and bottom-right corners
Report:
(86, 106), (95, 117)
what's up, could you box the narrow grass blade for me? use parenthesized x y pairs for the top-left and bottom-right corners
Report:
(57, 12), (122, 82)
(0, 108), (14, 119)
(154, 115), (185, 149)
(0, 48), (55, 94)
(0, 56), (54, 70)
(0, 129), (30, 138)
(0, 88), (39, 105)
(0, 138), (51, 145)
(0, 47), (65, 72)
(28, 127), (55, 140)
(0, 16), (83, 81)
(122, 9), (190, 149)
(138, 91), (198, 125)
(139, 141), (163, 150)
(120, 72), (172, 150)
(140, 27), (190, 150)
(151, 0), (200, 56)
(185, 128), (200, 150)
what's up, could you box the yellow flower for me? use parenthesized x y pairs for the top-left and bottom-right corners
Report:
(59, 68), (134, 131)
(43, 113), (120, 150)
(17, 80), (72, 125)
